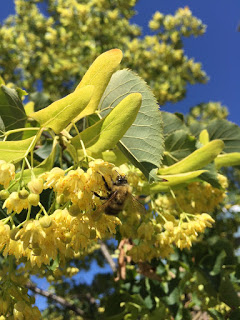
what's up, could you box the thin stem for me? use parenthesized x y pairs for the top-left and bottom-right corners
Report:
(72, 122), (89, 159)
(3, 127), (39, 140)
(170, 188), (183, 213)
(16, 205), (32, 229)
(38, 202), (48, 216)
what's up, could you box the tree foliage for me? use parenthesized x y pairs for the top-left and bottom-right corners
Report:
(0, 0), (207, 104)
(0, 2), (240, 320)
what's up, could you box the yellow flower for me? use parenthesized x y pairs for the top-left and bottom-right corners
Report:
(0, 160), (15, 188)
(3, 192), (29, 214)
(40, 167), (65, 189)
(0, 221), (10, 253)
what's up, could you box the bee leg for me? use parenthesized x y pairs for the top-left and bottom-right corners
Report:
(101, 175), (112, 192)
(93, 192), (108, 201)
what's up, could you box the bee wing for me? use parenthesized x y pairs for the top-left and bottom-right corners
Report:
(127, 194), (146, 215)
(93, 191), (118, 215)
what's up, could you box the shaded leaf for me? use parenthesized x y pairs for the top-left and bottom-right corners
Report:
(0, 85), (27, 140)
(163, 129), (196, 166)
(161, 111), (188, 137)
(219, 273), (240, 308)
(199, 163), (221, 188)
(210, 250), (226, 276)
(99, 69), (164, 179)
(29, 91), (50, 111)
(207, 119), (240, 153)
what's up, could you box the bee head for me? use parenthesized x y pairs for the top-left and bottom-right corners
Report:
(115, 174), (128, 186)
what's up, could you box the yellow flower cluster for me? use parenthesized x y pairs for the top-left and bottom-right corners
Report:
(0, 160), (121, 268)
(156, 213), (215, 250)
(156, 176), (227, 215)
(113, 166), (223, 262)
(0, 266), (41, 319)
(0, 158), (226, 269)
(2, 177), (43, 214)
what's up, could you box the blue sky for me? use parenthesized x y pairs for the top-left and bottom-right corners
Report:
(0, 0), (240, 124)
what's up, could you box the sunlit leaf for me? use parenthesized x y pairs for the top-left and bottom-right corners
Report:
(30, 85), (94, 133)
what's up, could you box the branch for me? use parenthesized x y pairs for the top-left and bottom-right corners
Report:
(26, 282), (87, 318)
(99, 240), (117, 272)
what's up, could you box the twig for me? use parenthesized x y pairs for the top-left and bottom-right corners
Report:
(99, 240), (117, 272)
(26, 282), (87, 317)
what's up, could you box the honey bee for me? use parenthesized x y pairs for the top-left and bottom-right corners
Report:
(93, 173), (146, 216)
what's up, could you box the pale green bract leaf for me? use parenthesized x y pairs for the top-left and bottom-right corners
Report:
(150, 170), (207, 192)
(0, 137), (35, 163)
(99, 69), (164, 179)
(71, 93), (142, 157)
(30, 85), (94, 134)
(159, 140), (224, 175)
(215, 152), (240, 169)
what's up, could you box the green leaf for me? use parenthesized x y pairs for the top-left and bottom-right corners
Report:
(99, 69), (164, 179)
(34, 140), (53, 160)
(229, 309), (240, 320)
(210, 250), (226, 276)
(219, 273), (240, 308)
(207, 119), (240, 153)
(30, 85), (94, 134)
(208, 308), (224, 320)
(165, 287), (179, 305)
(199, 163), (221, 188)
(0, 85), (27, 140)
(72, 93), (142, 157)
(163, 129), (196, 166)
(161, 111), (188, 137)
(0, 136), (35, 163)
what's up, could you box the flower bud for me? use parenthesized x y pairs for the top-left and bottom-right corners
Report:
(28, 193), (39, 206)
(56, 194), (66, 205)
(39, 216), (52, 228)
(69, 204), (80, 217)
(0, 190), (10, 200)
(18, 188), (29, 199)
(10, 228), (20, 241)
(62, 232), (71, 244)
(28, 178), (44, 194)
(32, 247), (42, 256)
